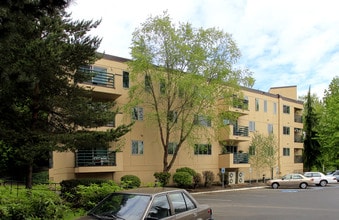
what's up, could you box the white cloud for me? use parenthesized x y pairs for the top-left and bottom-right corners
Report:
(68, 0), (339, 99)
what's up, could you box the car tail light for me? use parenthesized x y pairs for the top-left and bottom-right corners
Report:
(208, 208), (213, 216)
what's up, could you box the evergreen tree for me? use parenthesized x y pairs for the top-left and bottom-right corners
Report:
(0, 0), (131, 188)
(303, 87), (321, 171)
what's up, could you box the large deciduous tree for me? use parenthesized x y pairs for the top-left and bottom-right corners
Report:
(128, 12), (254, 173)
(317, 77), (339, 169)
(0, 0), (131, 188)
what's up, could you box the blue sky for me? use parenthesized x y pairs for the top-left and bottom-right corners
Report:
(68, 0), (339, 99)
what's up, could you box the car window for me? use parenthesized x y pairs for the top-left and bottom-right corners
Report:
(169, 192), (191, 214)
(313, 173), (321, 177)
(292, 174), (302, 179)
(89, 193), (150, 220)
(147, 195), (171, 219)
(182, 192), (196, 210)
(304, 173), (311, 177)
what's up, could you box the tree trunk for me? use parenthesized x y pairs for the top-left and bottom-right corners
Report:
(26, 163), (33, 189)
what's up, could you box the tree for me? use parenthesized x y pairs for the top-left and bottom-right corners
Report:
(249, 132), (278, 181)
(0, 0), (131, 188)
(302, 87), (322, 171)
(128, 12), (254, 172)
(317, 77), (339, 169)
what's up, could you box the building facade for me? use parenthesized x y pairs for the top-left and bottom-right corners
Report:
(49, 54), (304, 185)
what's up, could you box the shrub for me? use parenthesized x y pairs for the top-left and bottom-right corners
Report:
(76, 181), (122, 210)
(120, 175), (141, 188)
(202, 171), (215, 187)
(154, 172), (171, 186)
(60, 179), (110, 204)
(193, 173), (202, 188)
(176, 167), (197, 176)
(173, 172), (193, 188)
(0, 184), (70, 220)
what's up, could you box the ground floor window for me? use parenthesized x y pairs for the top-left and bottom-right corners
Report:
(194, 144), (212, 155)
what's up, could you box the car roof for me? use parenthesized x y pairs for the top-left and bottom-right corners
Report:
(117, 187), (186, 196)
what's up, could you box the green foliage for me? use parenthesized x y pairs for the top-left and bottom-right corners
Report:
(128, 11), (254, 173)
(202, 171), (215, 187)
(60, 179), (110, 204)
(303, 87), (322, 171)
(0, 185), (70, 220)
(154, 172), (171, 186)
(120, 175), (141, 188)
(176, 167), (197, 176)
(173, 172), (193, 188)
(32, 171), (49, 184)
(317, 77), (339, 169)
(76, 182), (122, 210)
(0, 0), (131, 188)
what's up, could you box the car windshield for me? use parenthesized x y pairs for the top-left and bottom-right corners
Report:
(89, 193), (151, 220)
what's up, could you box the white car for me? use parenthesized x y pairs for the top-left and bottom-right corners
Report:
(304, 171), (337, 187)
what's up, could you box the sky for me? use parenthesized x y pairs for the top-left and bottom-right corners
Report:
(67, 0), (339, 99)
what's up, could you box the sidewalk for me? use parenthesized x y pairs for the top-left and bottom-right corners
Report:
(189, 182), (267, 195)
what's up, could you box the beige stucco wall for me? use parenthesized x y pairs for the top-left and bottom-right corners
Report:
(49, 54), (304, 185)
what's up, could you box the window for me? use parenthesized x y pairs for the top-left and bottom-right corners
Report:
(283, 126), (290, 135)
(145, 75), (151, 91)
(160, 79), (166, 94)
(194, 144), (212, 155)
(168, 111), (178, 123)
(132, 140), (144, 155)
(255, 98), (259, 111)
(148, 195), (171, 219)
(249, 121), (256, 132)
(283, 147), (290, 156)
(194, 115), (211, 127)
(123, 71), (129, 88)
(268, 124), (273, 134)
(273, 102), (277, 114)
(264, 100), (267, 112)
(132, 107), (143, 120)
(168, 142), (177, 155)
(92, 66), (110, 85)
(283, 105), (290, 114)
(249, 146), (256, 155)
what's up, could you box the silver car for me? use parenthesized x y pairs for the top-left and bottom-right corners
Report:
(78, 187), (213, 220)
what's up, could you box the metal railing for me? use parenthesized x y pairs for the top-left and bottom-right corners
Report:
(233, 153), (249, 164)
(233, 126), (249, 136)
(75, 150), (117, 167)
(78, 68), (115, 88)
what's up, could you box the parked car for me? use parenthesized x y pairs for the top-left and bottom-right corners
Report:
(78, 187), (213, 220)
(266, 173), (312, 189)
(304, 171), (337, 186)
(326, 170), (339, 182)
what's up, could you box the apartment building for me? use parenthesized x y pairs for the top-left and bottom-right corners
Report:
(49, 54), (304, 185)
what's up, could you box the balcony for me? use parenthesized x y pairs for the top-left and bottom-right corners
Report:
(74, 150), (123, 173)
(218, 153), (250, 168)
(76, 68), (122, 100)
(219, 125), (250, 142)
(294, 115), (303, 123)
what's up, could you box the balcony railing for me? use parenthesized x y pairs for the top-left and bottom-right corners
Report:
(294, 135), (303, 143)
(77, 68), (115, 88)
(75, 150), (116, 167)
(233, 153), (249, 164)
(233, 126), (249, 136)
(294, 115), (303, 123)
(294, 155), (303, 163)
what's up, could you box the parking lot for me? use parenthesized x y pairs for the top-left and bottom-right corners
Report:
(193, 184), (339, 220)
